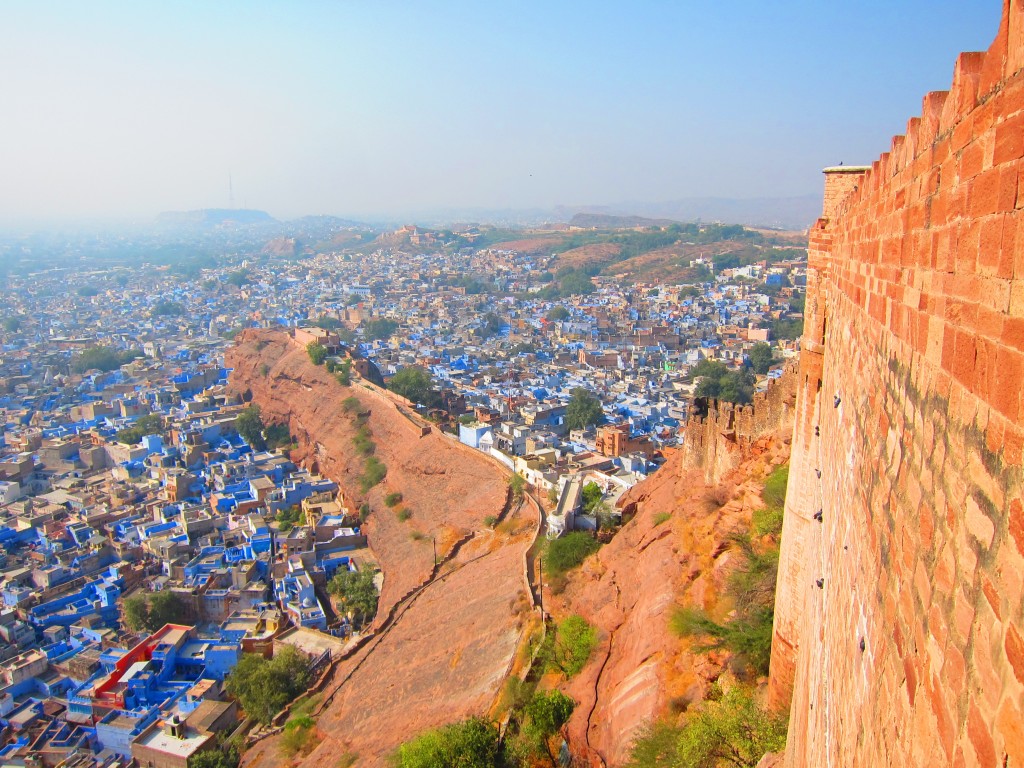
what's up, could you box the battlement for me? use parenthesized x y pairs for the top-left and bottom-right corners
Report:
(772, 2), (1024, 765)
(681, 364), (798, 484)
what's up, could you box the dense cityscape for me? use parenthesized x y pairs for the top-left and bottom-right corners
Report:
(0, 214), (805, 766)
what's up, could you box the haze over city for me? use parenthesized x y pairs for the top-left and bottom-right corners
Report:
(0, 1), (1001, 224)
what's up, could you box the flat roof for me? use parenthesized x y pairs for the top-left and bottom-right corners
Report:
(276, 626), (347, 656)
(134, 724), (214, 758)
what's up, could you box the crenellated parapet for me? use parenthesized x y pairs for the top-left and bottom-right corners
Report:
(681, 363), (798, 484)
(772, 3), (1024, 765)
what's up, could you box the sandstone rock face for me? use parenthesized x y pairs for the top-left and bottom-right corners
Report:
(556, 430), (792, 767)
(773, 5), (1024, 765)
(228, 330), (536, 765)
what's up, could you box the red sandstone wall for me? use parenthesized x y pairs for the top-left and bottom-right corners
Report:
(773, 3), (1024, 765)
(681, 365), (797, 484)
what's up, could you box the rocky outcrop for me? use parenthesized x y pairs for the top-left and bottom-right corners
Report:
(228, 330), (537, 765)
(555, 380), (794, 767)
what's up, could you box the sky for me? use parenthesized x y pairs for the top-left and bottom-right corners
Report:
(0, 1), (1004, 223)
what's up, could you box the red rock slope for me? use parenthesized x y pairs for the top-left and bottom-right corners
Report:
(554, 374), (797, 767)
(227, 329), (537, 765)
(555, 435), (791, 767)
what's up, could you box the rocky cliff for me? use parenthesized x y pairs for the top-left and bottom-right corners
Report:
(555, 372), (797, 766)
(772, 3), (1024, 765)
(227, 330), (538, 765)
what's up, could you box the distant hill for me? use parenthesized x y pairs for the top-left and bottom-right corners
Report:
(545, 221), (808, 283)
(156, 209), (275, 227)
(569, 213), (681, 229)
(555, 195), (821, 231)
(287, 214), (369, 229)
(392, 196), (821, 231)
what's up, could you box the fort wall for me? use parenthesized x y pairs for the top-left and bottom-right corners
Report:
(681, 364), (797, 483)
(772, 3), (1024, 765)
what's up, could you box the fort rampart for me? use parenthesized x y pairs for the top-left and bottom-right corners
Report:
(771, 3), (1024, 765)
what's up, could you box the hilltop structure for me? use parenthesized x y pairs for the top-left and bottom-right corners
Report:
(772, 2), (1024, 765)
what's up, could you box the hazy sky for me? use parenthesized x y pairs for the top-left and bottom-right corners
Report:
(0, 1), (1003, 222)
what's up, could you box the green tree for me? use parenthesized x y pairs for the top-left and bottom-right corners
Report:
(595, 501), (619, 532)
(190, 746), (239, 768)
(264, 423), (292, 451)
(122, 595), (149, 632)
(627, 685), (787, 768)
(761, 464), (788, 511)
(307, 342), (327, 366)
(276, 506), (302, 532)
(115, 413), (164, 445)
(312, 315), (342, 330)
(625, 721), (683, 768)
(364, 317), (398, 341)
(359, 456), (387, 491)
(225, 270), (249, 287)
(236, 405), (266, 450)
(336, 358), (353, 385)
(391, 718), (504, 768)
(71, 345), (139, 373)
(280, 716), (320, 758)
(508, 473), (526, 502)
(546, 532), (601, 576)
(581, 482), (602, 513)
(558, 270), (596, 296)
(676, 686), (787, 767)
(692, 359), (728, 381)
(148, 590), (188, 629)
(693, 361), (754, 405)
(748, 343), (776, 375)
(153, 300), (186, 316)
(477, 312), (504, 338)
(769, 317), (803, 340)
(548, 615), (597, 677)
(509, 689), (576, 764)
(545, 306), (570, 321)
(388, 366), (438, 407)
(670, 530), (780, 676)
(327, 565), (379, 627)
(565, 388), (603, 431)
(2, 317), (21, 333)
(716, 368), (755, 405)
(122, 590), (188, 633)
(524, 690), (574, 737)
(225, 646), (312, 725)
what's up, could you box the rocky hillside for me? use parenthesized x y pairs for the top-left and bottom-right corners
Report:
(554, 434), (791, 767)
(227, 330), (538, 765)
(553, 374), (797, 767)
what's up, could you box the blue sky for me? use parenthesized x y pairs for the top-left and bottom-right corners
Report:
(0, 1), (1003, 221)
